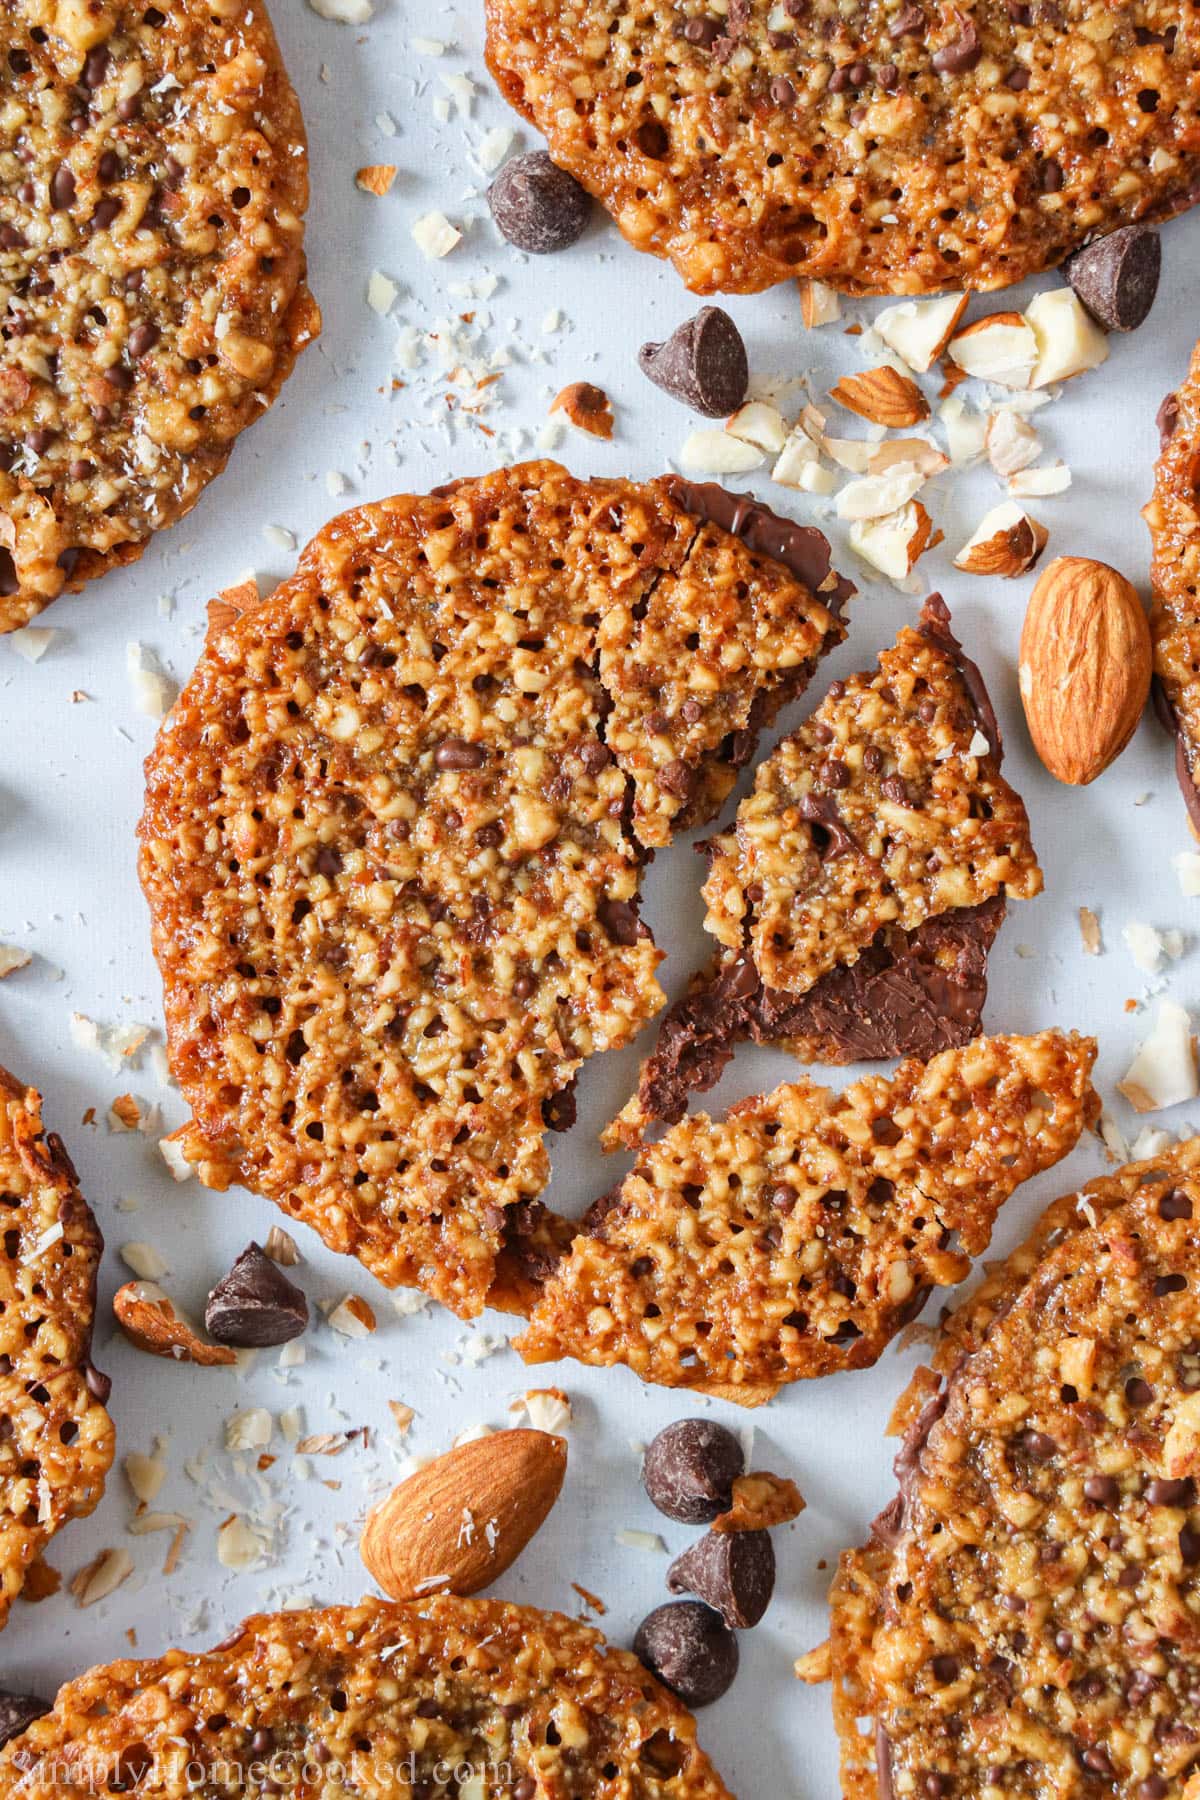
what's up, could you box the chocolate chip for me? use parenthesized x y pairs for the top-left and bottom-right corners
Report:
(1159, 1185), (1192, 1221)
(90, 196), (121, 231)
(1039, 157), (1063, 194)
(314, 845), (342, 877)
(660, 757), (695, 799)
(683, 12), (722, 45)
(82, 44), (110, 87)
(633, 1601), (738, 1707)
(542, 1084), (576, 1132)
(1014, 1428), (1057, 1462)
(1139, 1780), (1168, 1800)
(597, 896), (645, 947)
(84, 1361), (112, 1402)
(1147, 1477), (1192, 1506)
(433, 737), (486, 771)
(1182, 1525), (1200, 1565)
(819, 758), (849, 789)
(579, 738), (612, 773)
(128, 321), (160, 358)
(769, 74), (795, 106)
(888, 2), (924, 34)
(1155, 1272), (1187, 1295)
(1126, 1377), (1153, 1407)
(638, 306), (749, 418)
(25, 429), (55, 456)
(97, 149), (121, 183)
(930, 1655), (959, 1684)
(1083, 1474), (1119, 1506)
(204, 1242), (309, 1347)
(642, 1418), (744, 1522)
(931, 21), (981, 73)
(0, 1693), (49, 1748)
(49, 164), (75, 209)
(881, 774), (910, 805)
(667, 1528), (775, 1628)
(488, 151), (592, 254)
(1067, 224), (1160, 333)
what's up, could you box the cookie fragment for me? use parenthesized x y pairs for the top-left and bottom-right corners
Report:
(667, 1530), (775, 1629)
(485, 3), (1200, 294)
(612, 594), (1040, 1142)
(0, 0), (316, 633)
(205, 1244), (309, 1347)
(516, 1031), (1097, 1397)
(634, 1601), (739, 1708)
(138, 463), (850, 1317)
(1067, 223), (1161, 332)
(1147, 342), (1200, 830)
(488, 150), (592, 252)
(0, 1597), (736, 1797)
(642, 1420), (744, 1523)
(830, 1139), (1200, 1800)
(0, 1066), (114, 1633)
(639, 309), (749, 417)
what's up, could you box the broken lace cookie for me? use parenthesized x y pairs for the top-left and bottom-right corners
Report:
(1147, 338), (1200, 834)
(515, 1030), (1097, 1403)
(484, 6), (1200, 296)
(0, 0), (318, 633)
(138, 463), (850, 1319)
(0, 1065), (114, 1631)
(829, 1135), (1200, 1800)
(0, 1595), (734, 1798)
(611, 594), (1040, 1147)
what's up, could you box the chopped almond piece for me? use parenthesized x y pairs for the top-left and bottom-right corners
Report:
(874, 294), (968, 372)
(830, 365), (929, 428)
(849, 500), (937, 582)
(550, 381), (614, 439)
(799, 279), (841, 329)
(113, 1281), (237, 1366)
(954, 500), (1047, 578)
(356, 163), (398, 196)
(948, 313), (1038, 389)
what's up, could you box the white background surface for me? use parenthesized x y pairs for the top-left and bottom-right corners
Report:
(2, 3), (1200, 1792)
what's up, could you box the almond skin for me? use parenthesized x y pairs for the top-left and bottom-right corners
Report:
(829, 365), (929, 428)
(1019, 555), (1151, 786)
(361, 1428), (567, 1600)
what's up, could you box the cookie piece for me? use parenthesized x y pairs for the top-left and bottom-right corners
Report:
(830, 1138), (1200, 1800)
(0, 0), (318, 634)
(0, 1596), (734, 1796)
(515, 1030), (1097, 1400)
(139, 463), (850, 1317)
(0, 1066), (114, 1632)
(611, 595), (1040, 1146)
(484, 4), (1200, 296)
(1147, 340), (1200, 832)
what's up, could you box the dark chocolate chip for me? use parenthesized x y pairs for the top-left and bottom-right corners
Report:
(1067, 224), (1160, 333)
(597, 896), (645, 947)
(84, 1361), (112, 1403)
(1083, 1474), (1119, 1506)
(487, 151), (592, 255)
(1159, 1185), (1192, 1221)
(1126, 1377), (1153, 1407)
(888, 2), (924, 35)
(314, 845), (342, 877)
(769, 74), (795, 106)
(49, 164), (75, 209)
(1147, 1477), (1192, 1506)
(204, 1242), (309, 1348)
(638, 306), (749, 419)
(667, 1528), (775, 1628)
(633, 1601), (738, 1707)
(683, 13), (722, 46)
(931, 22), (981, 73)
(1014, 1428), (1057, 1462)
(542, 1084), (577, 1132)
(82, 44), (110, 87)
(90, 196), (121, 231)
(128, 321), (160, 358)
(433, 737), (486, 771)
(0, 1693), (50, 1748)
(930, 1654), (958, 1684)
(642, 1418), (744, 1522)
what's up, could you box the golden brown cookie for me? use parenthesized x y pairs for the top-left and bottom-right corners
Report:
(0, 1595), (734, 1797)
(1148, 340), (1200, 831)
(485, 1), (1200, 296)
(610, 594), (1041, 1147)
(0, 0), (317, 633)
(516, 1029), (1097, 1400)
(0, 1065), (113, 1632)
(138, 463), (851, 1317)
(829, 1138), (1200, 1800)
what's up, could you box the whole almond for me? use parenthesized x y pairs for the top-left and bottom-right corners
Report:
(361, 1428), (566, 1600)
(1019, 556), (1151, 785)
(829, 365), (929, 428)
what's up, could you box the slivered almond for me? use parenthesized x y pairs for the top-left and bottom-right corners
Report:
(954, 501), (1047, 577)
(361, 1428), (567, 1600)
(829, 365), (929, 428)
